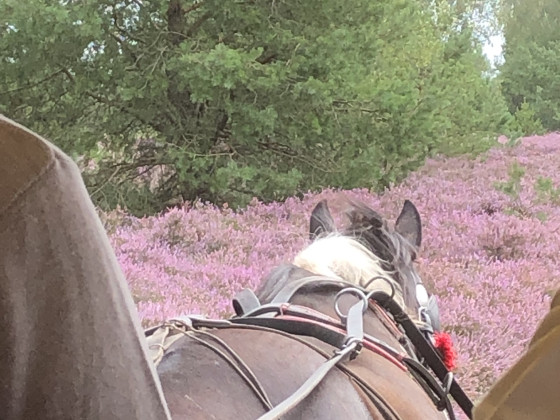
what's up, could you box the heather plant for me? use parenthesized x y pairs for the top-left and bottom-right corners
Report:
(493, 161), (525, 200)
(534, 176), (560, 205)
(105, 132), (560, 409)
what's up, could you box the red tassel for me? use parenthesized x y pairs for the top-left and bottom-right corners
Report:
(434, 332), (457, 371)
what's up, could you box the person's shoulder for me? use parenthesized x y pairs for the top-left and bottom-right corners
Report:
(529, 289), (560, 348)
(0, 114), (55, 216)
(551, 289), (560, 309)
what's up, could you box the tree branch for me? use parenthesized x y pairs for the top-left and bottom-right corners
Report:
(183, 1), (205, 14)
(112, 10), (146, 45)
(257, 53), (277, 65)
(0, 70), (65, 95)
(186, 12), (212, 37)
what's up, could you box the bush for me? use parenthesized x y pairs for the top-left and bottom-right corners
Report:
(1, 0), (511, 215)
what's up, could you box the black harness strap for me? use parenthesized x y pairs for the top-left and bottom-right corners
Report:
(233, 278), (370, 317)
(232, 316), (347, 348)
(228, 320), (402, 420)
(368, 290), (473, 418)
(157, 320), (274, 411)
(403, 357), (455, 419)
(233, 288), (262, 316)
(232, 280), (474, 419)
(270, 276), (349, 304)
(231, 311), (406, 363)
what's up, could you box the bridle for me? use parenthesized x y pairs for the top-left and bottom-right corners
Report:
(146, 276), (473, 420)
(231, 276), (473, 419)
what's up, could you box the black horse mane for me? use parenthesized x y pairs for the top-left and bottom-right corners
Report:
(341, 199), (420, 311)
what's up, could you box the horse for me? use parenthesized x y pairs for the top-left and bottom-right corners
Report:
(4, 113), (468, 420)
(146, 199), (472, 419)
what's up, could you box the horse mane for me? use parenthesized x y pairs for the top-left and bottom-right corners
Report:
(341, 199), (420, 312)
(292, 234), (405, 307)
(255, 263), (317, 304)
(256, 198), (421, 315)
(343, 199), (418, 266)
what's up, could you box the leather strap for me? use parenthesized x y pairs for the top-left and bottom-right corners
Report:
(232, 288), (262, 316)
(231, 314), (406, 370)
(255, 298), (365, 420)
(270, 276), (355, 304)
(229, 277), (474, 419)
(231, 322), (403, 419)
(403, 357), (455, 419)
(256, 339), (361, 420)
(232, 276), (349, 317)
(368, 291), (473, 418)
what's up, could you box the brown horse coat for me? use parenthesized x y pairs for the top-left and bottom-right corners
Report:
(154, 324), (443, 419)
(0, 115), (170, 419)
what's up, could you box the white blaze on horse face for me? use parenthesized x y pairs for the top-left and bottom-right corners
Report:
(416, 283), (429, 307)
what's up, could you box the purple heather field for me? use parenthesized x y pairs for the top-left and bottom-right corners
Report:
(103, 132), (560, 403)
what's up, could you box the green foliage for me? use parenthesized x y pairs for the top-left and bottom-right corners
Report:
(499, 1), (560, 132)
(535, 176), (560, 205)
(494, 161), (525, 200)
(1, 0), (511, 215)
(505, 101), (545, 138)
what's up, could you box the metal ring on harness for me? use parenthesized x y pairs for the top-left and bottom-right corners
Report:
(364, 276), (396, 301)
(334, 287), (368, 322)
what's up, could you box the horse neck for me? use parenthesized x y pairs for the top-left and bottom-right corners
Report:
(288, 289), (407, 352)
(257, 264), (408, 351)
(255, 263), (317, 303)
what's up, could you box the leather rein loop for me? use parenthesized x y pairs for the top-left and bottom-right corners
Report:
(367, 290), (474, 418)
(255, 308), (363, 420)
(232, 278), (474, 420)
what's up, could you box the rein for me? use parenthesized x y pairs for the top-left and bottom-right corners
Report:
(369, 289), (473, 417)
(147, 313), (401, 419)
(232, 278), (474, 420)
(146, 277), (474, 419)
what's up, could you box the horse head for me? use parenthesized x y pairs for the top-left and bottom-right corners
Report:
(270, 198), (428, 324)
(152, 198), (466, 420)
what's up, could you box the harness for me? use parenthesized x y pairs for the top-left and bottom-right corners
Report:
(146, 278), (473, 419)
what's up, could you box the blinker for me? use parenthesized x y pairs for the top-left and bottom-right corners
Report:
(417, 284), (441, 333)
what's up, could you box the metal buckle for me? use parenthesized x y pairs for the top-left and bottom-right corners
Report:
(334, 287), (368, 323)
(443, 372), (453, 395)
(334, 287), (367, 360)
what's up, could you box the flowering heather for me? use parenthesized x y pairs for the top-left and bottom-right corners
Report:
(104, 132), (560, 405)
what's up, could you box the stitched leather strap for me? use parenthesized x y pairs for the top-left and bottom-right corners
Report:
(232, 288), (262, 316)
(256, 298), (365, 420)
(270, 276), (352, 304)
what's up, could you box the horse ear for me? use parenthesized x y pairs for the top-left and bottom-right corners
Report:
(395, 200), (422, 248)
(310, 200), (336, 240)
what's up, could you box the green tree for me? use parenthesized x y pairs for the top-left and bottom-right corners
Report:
(498, 0), (560, 132)
(1, 0), (509, 215)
